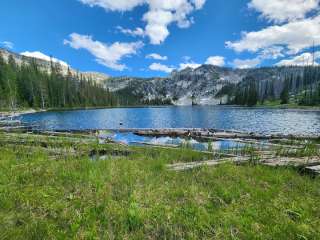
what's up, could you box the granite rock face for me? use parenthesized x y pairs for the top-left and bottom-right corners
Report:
(105, 65), (305, 105)
(1, 48), (309, 105)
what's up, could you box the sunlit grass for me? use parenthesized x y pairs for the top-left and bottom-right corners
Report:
(0, 133), (319, 239)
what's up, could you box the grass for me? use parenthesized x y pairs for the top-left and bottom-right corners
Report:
(0, 132), (320, 239)
(256, 100), (320, 110)
(275, 142), (320, 158)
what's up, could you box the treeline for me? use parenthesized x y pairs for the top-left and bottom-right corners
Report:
(0, 53), (120, 110)
(228, 66), (320, 106)
(115, 86), (173, 106)
(296, 66), (320, 105)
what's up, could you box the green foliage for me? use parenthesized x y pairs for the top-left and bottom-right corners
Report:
(280, 77), (290, 104)
(0, 132), (320, 239)
(231, 77), (258, 106)
(227, 66), (320, 107)
(215, 84), (236, 98)
(1, 136), (320, 239)
(0, 52), (118, 110)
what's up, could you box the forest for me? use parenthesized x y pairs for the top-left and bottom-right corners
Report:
(2, 49), (320, 110)
(229, 66), (320, 106)
(0, 52), (125, 110)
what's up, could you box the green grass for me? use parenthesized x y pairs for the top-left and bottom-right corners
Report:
(0, 133), (320, 239)
(255, 99), (320, 109)
(275, 142), (320, 158)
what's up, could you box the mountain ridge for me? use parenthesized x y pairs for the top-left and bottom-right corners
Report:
(0, 48), (109, 83)
(1, 48), (318, 106)
(106, 64), (309, 105)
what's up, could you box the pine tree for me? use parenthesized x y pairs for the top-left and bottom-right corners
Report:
(280, 78), (289, 104)
(247, 82), (258, 106)
(0, 51), (121, 109)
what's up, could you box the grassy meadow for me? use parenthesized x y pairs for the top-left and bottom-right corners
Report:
(0, 132), (319, 239)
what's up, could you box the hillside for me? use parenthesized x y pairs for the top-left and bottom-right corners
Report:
(0, 48), (116, 110)
(0, 48), (109, 83)
(1, 48), (319, 108)
(106, 65), (319, 106)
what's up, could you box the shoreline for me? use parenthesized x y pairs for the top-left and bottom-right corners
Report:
(1, 104), (320, 116)
(0, 109), (45, 119)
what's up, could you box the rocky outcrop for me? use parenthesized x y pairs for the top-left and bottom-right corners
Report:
(105, 65), (306, 105)
(0, 48), (109, 83)
(1, 48), (312, 105)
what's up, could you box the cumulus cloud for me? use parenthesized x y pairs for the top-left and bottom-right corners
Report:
(64, 33), (143, 71)
(79, 0), (207, 44)
(205, 56), (225, 66)
(146, 53), (168, 60)
(79, 0), (144, 11)
(232, 57), (261, 69)
(179, 62), (201, 70)
(1, 41), (14, 49)
(259, 46), (285, 59)
(21, 51), (69, 67)
(143, 9), (174, 44)
(149, 62), (174, 73)
(227, 0), (320, 68)
(248, 0), (319, 23)
(178, 56), (226, 70)
(116, 26), (145, 37)
(226, 15), (320, 55)
(276, 51), (320, 66)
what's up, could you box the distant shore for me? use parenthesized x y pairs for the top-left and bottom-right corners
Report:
(0, 109), (44, 119)
(1, 103), (320, 118)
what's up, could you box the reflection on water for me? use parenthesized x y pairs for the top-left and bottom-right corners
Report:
(19, 106), (320, 136)
(99, 131), (257, 151)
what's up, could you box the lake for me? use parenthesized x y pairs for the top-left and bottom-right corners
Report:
(19, 106), (320, 136)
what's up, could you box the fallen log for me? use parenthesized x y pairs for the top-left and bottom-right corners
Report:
(130, 128), (319, 141)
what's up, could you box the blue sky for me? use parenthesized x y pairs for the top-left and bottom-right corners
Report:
(1, 0), (320, 77)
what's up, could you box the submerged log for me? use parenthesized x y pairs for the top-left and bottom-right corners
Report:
(128, 128), (319, 141)
(304, 165), (320, 175)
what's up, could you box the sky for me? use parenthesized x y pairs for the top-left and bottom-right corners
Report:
(0, 0), (320, 77)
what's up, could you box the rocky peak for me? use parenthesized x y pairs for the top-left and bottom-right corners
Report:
(0, 48), (109, 83)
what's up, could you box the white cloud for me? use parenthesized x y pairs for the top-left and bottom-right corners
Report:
(79, 0), (207, 44)
(259, 46), (285, 59)
(21, 51), (69, 67)
(149, 62), (174, 73)
(179, 61), (201, 70)
(232, 57), (261, 69)
(146, 53), (168, 60)
(226, 15), (320, 55)
(178, 56), (226, 70)
(248, 0), (319, 23)
(79, 0), (144, 11)
(143, 9), (174, 44)
(116, 26), (145, 37)
(276, 51), (320, 66)
(64, 33), (143, 71)
(1, 41), (14, 49)
(192, 0), (206, 9)
(205, 56), (225, 66)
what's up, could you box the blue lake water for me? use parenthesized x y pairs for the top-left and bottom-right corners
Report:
(19, 106), (320, 136)
(98, 131), (248, 151)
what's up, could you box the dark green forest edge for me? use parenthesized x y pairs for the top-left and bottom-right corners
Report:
(2, 49), (320, 111)
(0, 52), (165, 111)
(0, 54), (113, 110)
(221, 66), (320, 107)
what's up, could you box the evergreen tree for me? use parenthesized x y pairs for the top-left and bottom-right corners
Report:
(280, 78), (289, 104)
(247, 82), (258, 106)
(0, 52), (122, 109)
